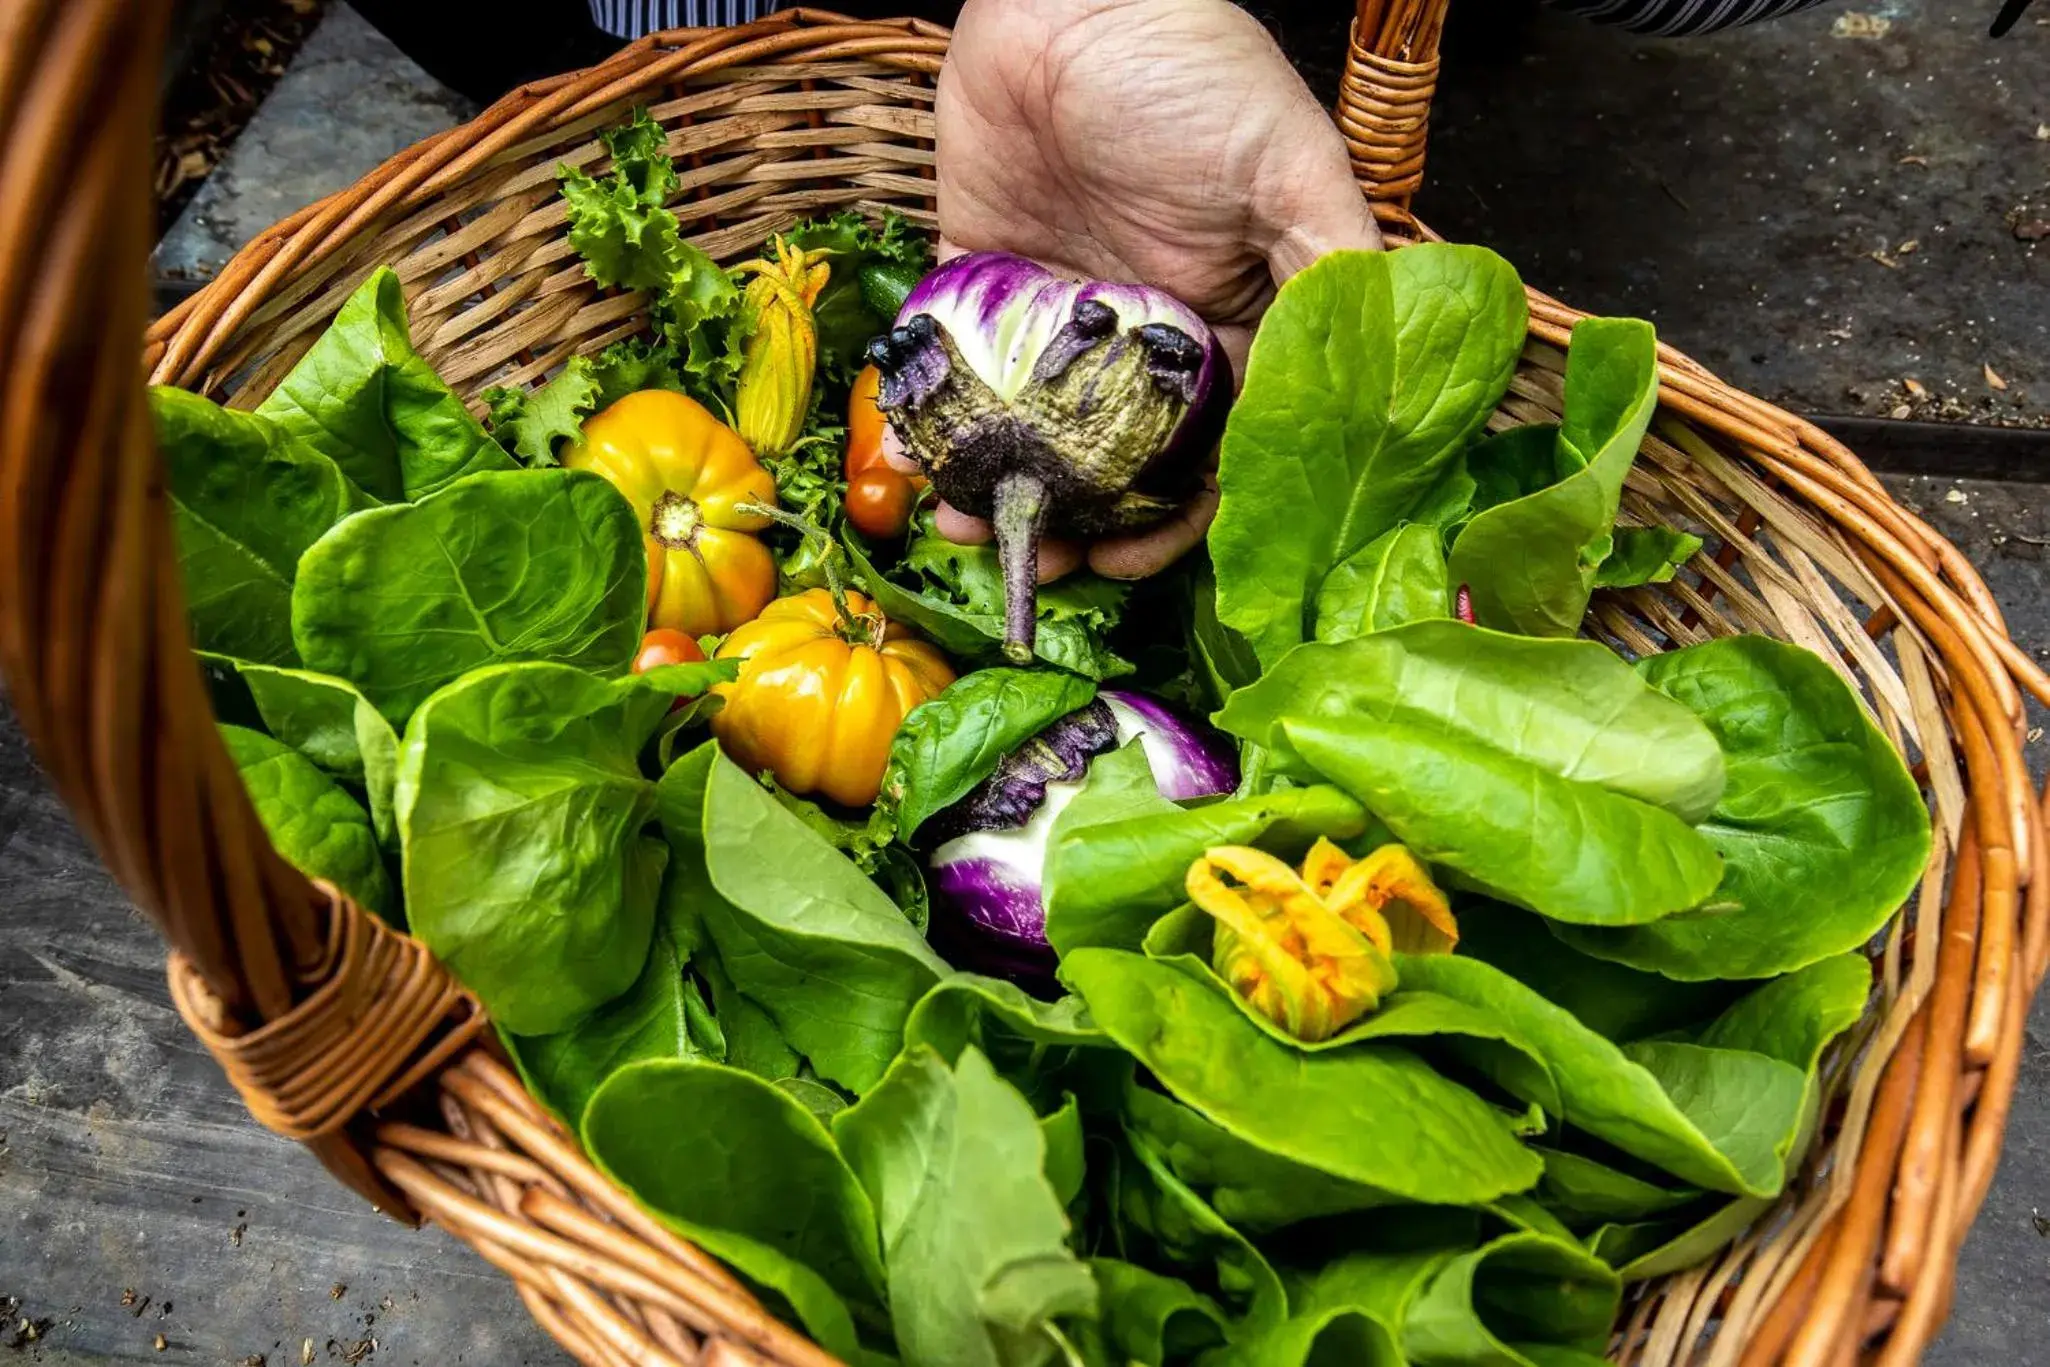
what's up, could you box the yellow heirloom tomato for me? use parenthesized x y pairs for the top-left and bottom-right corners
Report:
(712, 588), (954, 808)
(563, 390), (778, 637)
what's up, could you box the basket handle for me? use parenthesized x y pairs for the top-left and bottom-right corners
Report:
(0, 0), (434, 1212)
(1340, 0), (1449, 213)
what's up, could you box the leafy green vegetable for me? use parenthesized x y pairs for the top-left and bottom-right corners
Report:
(882, 668), (1098, 840)
(1453, 900), (1739, 1042)
(155, 387), (376, 666)
(1042, 746), (1369, 956)
(396, 664), (678, 1035)
(1396, 955), (1806, 1197)
(212, 658), (402, 845)
(1448, 319), (1660, 638)
(1535, 1150), (1701, 1227)
(783, 210), (933, 382)
(1593, 526), (1702, 589)
(847, 518), (1133, 679)
(1314, 522), (1451, 643)
(1083, 1259), (1226, 1366)
(1216, 623), (1726, 926)
(483, 336), (689, 467)
(1558, 637), (1932, 979)
(903, 974), (1105, 1064)
(255, 268), (515, 502)
(557, 110), (746, 392)
(1117, 1126), (1288, 1331)
(583, 1058), (882, 1359)
(218, 724), (393, 917)
(1188, 558), (1261, 710)
(1064, 948), (1542, 1206)
(292, 468), (646, 725)
(503, 922), (705, 1128)
(1402, 1232), (1620, 1365)
(835, 1045), (1097, 1367)
(656, 743), (948, 1092)
(1209, 246), (1528, 668)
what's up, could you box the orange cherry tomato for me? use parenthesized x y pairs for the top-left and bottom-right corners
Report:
(844, 364), (891, 480)
(634, 627), (708, 673)
(846, 467), (919, 540)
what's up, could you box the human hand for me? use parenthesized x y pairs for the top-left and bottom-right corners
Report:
(887, 0), (1382, 581)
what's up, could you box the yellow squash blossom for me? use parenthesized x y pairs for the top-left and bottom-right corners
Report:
(1186, 838), (1456, 1043)
(733, 236), (831, 457)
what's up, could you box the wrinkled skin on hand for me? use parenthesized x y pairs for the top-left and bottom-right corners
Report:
(897, 0), (1383, 581)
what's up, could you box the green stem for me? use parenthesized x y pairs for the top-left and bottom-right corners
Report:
(992, 471), (1047, 665)
(736, 499), (877, 646)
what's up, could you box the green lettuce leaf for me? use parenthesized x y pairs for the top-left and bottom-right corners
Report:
(1215, 623), (1726, 927)
(834, 1045), (1097, 1367)
(155, 387), (376, 666)
(1558, 636), (1932, 979)
(292, 468), (646, 726)
(211, 659), (400, 845)
(255, 267), (515, 502)
(218, 723), (393, 918)
(1448, 318), (1661, 638)
(1314, 521), (1452, 643)
(484, 336), (691, 467)
(656, 743), (948, 1093)
(396, 664), (674, 1035)
(1063, 948), (1542, 1207)
(1209, 245), (1527, 668)
(583, 1058), (882, 1360)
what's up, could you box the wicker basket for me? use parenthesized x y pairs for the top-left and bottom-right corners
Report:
(3, 0), (2045, 1362)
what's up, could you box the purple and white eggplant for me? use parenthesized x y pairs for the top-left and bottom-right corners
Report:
(926, 691), (1238, 978)
(867, 252), (1231, 662)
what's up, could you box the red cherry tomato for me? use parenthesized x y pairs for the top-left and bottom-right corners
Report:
(846, 467), (919, 540)
(634, 627), (708, 673)
(844, 364), (890, 480)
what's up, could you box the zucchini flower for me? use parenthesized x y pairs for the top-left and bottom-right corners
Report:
(733, 236), (831, 457)
(1185, 839), (1455, 1043)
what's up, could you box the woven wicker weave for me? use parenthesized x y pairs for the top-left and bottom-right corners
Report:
(2, 0), (2044, 1362)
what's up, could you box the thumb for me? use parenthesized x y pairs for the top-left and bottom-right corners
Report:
(1259, 126), (1385, 284)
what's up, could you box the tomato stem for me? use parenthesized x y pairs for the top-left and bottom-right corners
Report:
(735, 499), (883, 647)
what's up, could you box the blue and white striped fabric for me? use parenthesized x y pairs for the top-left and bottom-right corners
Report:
(589, 0), (1835, 39)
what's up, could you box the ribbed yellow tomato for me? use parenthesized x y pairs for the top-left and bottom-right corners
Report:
(711, 589), (954, 808)
(563, 390), (777, 637)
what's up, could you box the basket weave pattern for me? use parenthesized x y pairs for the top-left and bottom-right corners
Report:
(2, 1), (2045, 1363)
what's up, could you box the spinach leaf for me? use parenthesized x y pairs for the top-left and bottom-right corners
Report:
(883, 668), (1097, 840)
(1464, 425), (1563, 517)
(1188, 559), (1261, 710)
(1448, 319), (1660, 638)
(218, 724), (393, 918)
(583, 1058), (881, 1359)
(1395, 955), (1806, 1197)
(1454, 901), (1739, 1042)
(1123, 1086), (1394, 1232)
(1063, 949), (1542, 1206)
(1084, 1259), (1226, 1366)
(1559, 636), (1932, 979)
(502, 921), (705, 1129)
(1593, 526), (1702, 589)
(214, 659), (400, 845)
(1535, 1150), (1701, 1226)
(1314, 522), (1451, 643)
(903, 974), (1105, 1064)
(1043, 753), (1369, 956)
(1402, 1232), (1620, 1365)
(396, 664), (672, 1035)
(155, 387), (376, 666)
(1040, 1095), (1088, 1209)
(1209, 1250), (1437, 1367)
(657, 743), (948, 1093)
(255, 268), (515, 502)
(1209, 246), (1527, 668)
(1216, 624), (1726, 926)
(293, 468), (646, 726)
(834, 1045), (1097, 1367)
(1117, 1126), (1288, 1331)
(845, 522), (1132, 680)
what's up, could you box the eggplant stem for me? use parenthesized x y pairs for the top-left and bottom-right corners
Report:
(992, 471), (1047, 665)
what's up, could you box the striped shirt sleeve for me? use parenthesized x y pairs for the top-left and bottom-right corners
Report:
(589, 0), (784, 37)
(1547, 0), (1834, 36)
